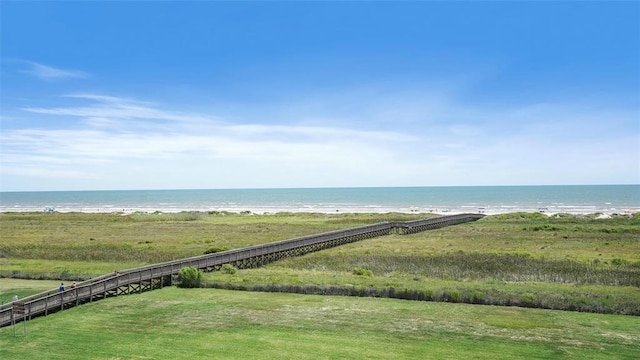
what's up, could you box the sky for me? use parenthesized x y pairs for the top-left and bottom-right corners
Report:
(1, 1), (639, 192)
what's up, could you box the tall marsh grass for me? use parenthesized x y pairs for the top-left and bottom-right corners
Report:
(282, 252), (640, 286)
(0, 243), (181, 263)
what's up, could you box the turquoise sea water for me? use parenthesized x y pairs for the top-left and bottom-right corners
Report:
(0, 185), (638, 214)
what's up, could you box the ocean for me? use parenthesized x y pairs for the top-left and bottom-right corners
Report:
(0, 185), (637, 215)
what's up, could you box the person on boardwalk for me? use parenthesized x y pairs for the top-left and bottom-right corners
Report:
(59, 282), (65, 293)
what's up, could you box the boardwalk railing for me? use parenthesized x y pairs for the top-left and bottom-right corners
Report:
(0, 213), (484, 327)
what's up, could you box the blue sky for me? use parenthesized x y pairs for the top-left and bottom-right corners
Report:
(1, 1), (638, 191)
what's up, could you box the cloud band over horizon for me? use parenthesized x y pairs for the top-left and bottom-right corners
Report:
(1, 88), (637, 191)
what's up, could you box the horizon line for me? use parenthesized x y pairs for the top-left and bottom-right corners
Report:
(1, 184), (638, 193)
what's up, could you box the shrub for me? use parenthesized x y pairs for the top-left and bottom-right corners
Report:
(443, 289), (461, 302)
(352, 267), (373, 276)
(220, 263), (238, 275)
(177, 267), (202, 288)
(469, 291), (485, 304)
(611, 258), (627, 266)
(204, 246), (229, 254)
(519, 293), (537, 306)
(525, 225), (561, 231)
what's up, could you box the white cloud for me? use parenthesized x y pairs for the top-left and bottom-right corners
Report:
(22, 61), (89, 81)
(23, 93), (222, 127)
(1, 94), (419, 190)
(1, 92), (637, 191)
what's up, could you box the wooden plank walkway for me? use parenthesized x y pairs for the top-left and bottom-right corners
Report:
(0, 213), (483, 328)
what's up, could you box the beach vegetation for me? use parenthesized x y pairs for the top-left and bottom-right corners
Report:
(220, 263), (237, 275)
(352, 267), (373, 276)
(203, 246), (229, 254)
(177, 266), (202, 288)
(0, 211), (638, 314)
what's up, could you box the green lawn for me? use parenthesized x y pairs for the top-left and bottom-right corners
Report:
(0, 278), (60, 304)
(1, 288), (638, 360)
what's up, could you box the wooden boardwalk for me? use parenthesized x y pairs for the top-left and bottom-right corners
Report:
(0, 213), (484, 328)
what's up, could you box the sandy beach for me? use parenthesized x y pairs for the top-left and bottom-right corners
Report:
(1, 204), (637, 217)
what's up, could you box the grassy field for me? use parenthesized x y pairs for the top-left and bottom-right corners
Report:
(1, 211), (637, 274)
(1, 211), (639, 314)
(0, 211), (426, 278)
(1, 288), (638, 360)
(0, 278), (60, 304)
(1, 211), (639, 358)
(204, 212), (640, 314)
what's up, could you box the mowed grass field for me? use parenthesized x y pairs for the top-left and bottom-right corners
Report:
(0, 211), (639, 358)
(1, 288), (638, 360)
(0, 278), (60, 304)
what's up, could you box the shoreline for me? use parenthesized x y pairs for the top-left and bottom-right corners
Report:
(1, 205), (638, 217)
(1, 185), (637, 217)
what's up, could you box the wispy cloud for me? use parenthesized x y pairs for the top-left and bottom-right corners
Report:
(21, 60), (89, 81)
(22, 93), (220, 127)
(1, 94), (418, 189)
(1, 92), (637, 191)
